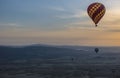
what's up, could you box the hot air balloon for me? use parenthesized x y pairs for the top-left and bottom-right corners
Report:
(87, 2), (106, 27)
(94, 48), (99, 53)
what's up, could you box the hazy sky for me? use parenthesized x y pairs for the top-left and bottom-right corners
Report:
(0, 0), (120, 46)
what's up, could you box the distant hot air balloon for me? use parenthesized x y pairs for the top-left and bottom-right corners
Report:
(87, 2), (106, 27)
(95, 48), (99, 53)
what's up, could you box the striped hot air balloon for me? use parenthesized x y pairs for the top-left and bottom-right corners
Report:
(87, 2), (106, 27)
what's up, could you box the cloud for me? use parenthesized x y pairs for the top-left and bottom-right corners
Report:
(103, 8), (120, 22)
(107, 29), (120, 32)
(0, 23), (23, 28)
(48, 6), (65, 11)
(56, 9), (87, 19)
(1, 26), (120, 46)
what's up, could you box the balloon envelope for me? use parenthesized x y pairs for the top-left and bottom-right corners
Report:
(95, 48), (99, 53)
(87, 2), (106, 27)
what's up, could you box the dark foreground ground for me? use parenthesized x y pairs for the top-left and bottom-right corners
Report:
(0, 59), (120, 78)
(0, 45), (120, 78)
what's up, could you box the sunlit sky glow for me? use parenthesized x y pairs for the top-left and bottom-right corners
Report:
(0, 0), (120, 46)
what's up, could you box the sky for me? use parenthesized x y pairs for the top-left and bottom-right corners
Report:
(0, 0), (120, 46)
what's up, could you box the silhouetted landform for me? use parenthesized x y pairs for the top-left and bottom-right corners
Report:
(0, 45), (120, 78)
(0, 45), (84, 61)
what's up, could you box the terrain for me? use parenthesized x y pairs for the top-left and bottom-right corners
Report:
(0, 45), (120, 78)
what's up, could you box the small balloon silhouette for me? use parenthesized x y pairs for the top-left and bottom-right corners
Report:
(95, 48), (99, 53)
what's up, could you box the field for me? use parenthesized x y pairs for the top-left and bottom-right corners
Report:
(0, 45), (120, 78)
